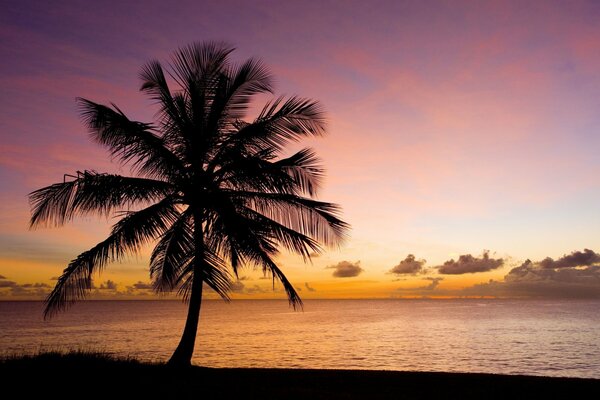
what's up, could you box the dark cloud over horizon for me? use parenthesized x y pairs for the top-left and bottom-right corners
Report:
(422, 277), (444, 290)
(130, 281), (153, 290)
(0, 279), (17, 288)
(397, 277), (444, 292)
(305, 282), (316, 292)
(99, 280), (117, 290)
(226, 280), (270, 295)
(438, 251), (504, 274)
(462, 249), (600, 298)
(230, 280), (246, 292)
(327, 261), (363, 278)
(0, 275), (51, 297)
(389, 254), (426, 275)
(539, 249), (600, 269)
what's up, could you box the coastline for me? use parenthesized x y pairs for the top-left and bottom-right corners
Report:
(3, 300), (600, 378)
(2, 353), (598, 399)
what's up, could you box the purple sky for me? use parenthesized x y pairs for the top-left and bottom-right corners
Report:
(1, 0), (600, 299)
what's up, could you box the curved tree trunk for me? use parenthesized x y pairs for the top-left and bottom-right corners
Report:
(168, 211), (204, 366)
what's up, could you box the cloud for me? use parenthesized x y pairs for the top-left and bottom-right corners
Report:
(226, 280), (270, 294)
(505, 259), (600, 285)
(438, 251), (504, 274)
(539, 249), (600, 269)
(397, 277), (444, 292)
(0, 278), (52, 298)
(99, 280), (118, 290)
(124, 281), (154, 295)
(0, 280), (17, 288)
(327, 261), (363, 278)
(0, 275), (6, 279)
(462, 249), (600, 298)
(305, 282), (316, 292)
(20, 283), (50, 288)
(423, 277), (444, 290)
(230, 280), (245, 292)
(130, 281), (152, 290)
(389, 254), (426, 275)
(244, 284), (268, 294)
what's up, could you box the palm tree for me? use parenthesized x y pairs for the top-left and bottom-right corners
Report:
(29, 42), (348, 366)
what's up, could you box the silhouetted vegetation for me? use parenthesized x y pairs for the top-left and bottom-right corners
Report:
(2, 352), (598, 399)
(29, 42), (348, 365)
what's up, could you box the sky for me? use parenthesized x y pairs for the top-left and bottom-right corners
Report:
(1, 0), (600, 301)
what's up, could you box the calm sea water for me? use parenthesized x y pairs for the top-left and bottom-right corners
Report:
(1, 299), (599, 378)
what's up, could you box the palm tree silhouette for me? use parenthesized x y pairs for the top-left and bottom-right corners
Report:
(29, 42), (349, 366)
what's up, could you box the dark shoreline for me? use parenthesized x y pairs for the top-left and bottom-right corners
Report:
(2, 353), (599, 399)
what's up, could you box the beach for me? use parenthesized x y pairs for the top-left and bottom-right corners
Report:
(3, 352), (599, 399)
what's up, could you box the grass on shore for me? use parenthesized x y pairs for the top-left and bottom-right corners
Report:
(2, 351), (599, 399)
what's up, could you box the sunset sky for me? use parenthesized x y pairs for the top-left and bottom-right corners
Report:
(1, 0), (600, 300)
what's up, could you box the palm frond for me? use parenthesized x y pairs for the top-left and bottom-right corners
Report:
(150, 211), (194, 292)
(216, 147), (324, 196)
(239, 206), (323, 261)
(150, 209), (233, 300)
(169, 41), (233, 95)
(139, 60), (187, 135)
(261, 255), (303, 309)
(29, 171), (174, 228)
(78, 98), (184, 179)
(157, 91), (195, 152)
(171, 42), (234, 139)
(222, 223), (302, 308)
(225, 191), (349, 247)
(206, 196), (275, 278)
(273, 148), (324, 196)
(214, 153), (297, 194)
(218, 220), (303, 308)
(209, 58), (274, 127)
(205, 197), (303, 308)
(44, 197), (180, 318)
(177, 250), (232, 302)
(236, 96), (327, 152)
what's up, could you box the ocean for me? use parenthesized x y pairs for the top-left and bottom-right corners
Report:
(1, 299), (599, 378)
